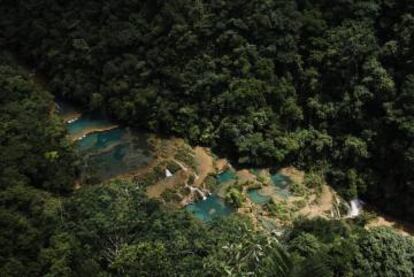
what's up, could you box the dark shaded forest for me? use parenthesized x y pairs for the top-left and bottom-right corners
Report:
(2, 0), (414, 219)
(1, 0), (414, 276)
(0, 54), (77, 275)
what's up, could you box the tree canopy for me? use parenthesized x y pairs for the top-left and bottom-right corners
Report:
(0, 53), (77, 275)
(1, 1), (414, 276)
(2, 0), (414, 219)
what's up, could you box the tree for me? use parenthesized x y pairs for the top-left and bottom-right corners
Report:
(354, 228), (414, 276)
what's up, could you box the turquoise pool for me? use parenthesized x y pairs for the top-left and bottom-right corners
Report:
(81, 141), (153, 180)
(76, 128), (125, 152)
(67, 117), (114, 136)
(247, 173), (292, 204)
(217, 169), (237, 183)
(247, 189), (271, 205)
(58, 100), (153, 181)
(186, 195), (233, 221)
(271, 173), (291, 198)
(271, 173), (291, 190)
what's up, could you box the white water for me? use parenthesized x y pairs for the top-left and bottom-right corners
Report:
(185, 184), (207, 200)
(197, 188), (207, 200)
(165, 169), (173, 177)
(347, 199), (363, 218)
(67, 117), (80, 124)
(76, 134), (87, 141)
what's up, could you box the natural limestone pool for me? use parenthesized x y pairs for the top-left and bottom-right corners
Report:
(76, 127), (124, 152)
(216, 169), (237, 183)
(185, 195), (233, 221)
(247, 173), (292, 205)
(188, 170), (293, 221)
(58, 100), (294, 221)
(67, 117), (114, 137)
(247, 189), (271, 205)
(57, 100), (153, 182)
(184, 169), (238, 221)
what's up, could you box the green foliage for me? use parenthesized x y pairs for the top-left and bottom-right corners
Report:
(134, 166), (164, 188)
(287, 217), (414, 276)
(265, 199), (290, 221)
(225, 183), (245, 208)
(354, 228), (414, 276)
(204, 217), (293, 276)
(0, 55), (77, 276)
(3, 1), (414, 219)
(161, 188), (181, 202)
(304, 171), (325, 194)
(0, 58), (77, 193)
(204, 175), (218, 191)
(174, 145), (197, 170)
(289, 182), (307, 197)
(2, 1), (414, 276)
(45, 181), (294, 276)
(164, 160), (181, 174)
(3, 0), (412, 220)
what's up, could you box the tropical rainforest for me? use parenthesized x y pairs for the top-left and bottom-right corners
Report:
(1, 0), (414, 276)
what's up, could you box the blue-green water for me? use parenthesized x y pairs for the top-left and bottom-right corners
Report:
(82, 142), (153, 180)
(247, 173), (292, 204)
(271, 174), (290, 190)
(76, 128), (124, 152)
(58, 100), (295, 218)
(59, 100), (234, 219)
(186, 195), (233, 221)
(247, 189), (271, 205)
(217, 170), (236, 183)
(58, 100), (153, 181)
(67, 117), (114, 136)
(78, 128), (153, 180)
(185, 170), (235, 221)
(271, 173), (291, 198)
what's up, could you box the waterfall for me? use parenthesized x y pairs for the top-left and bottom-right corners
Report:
(196, 188), (207, 200)
(185, 184), (207, 200)
(347, 199), (363, 218)
(165, 169), (173, 177)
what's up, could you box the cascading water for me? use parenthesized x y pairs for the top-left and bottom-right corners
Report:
(185, 195), (233, 221)
(185, 184), (207, 200)
(67, 116), (80, 124)
(76, 134), (87, 141)
(196, 188), (207, 200)
(347, 199), (363, 218)
(165, 169), (173, 177)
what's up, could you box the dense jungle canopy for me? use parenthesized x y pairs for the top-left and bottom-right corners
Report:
(1, 0), (414, 276)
